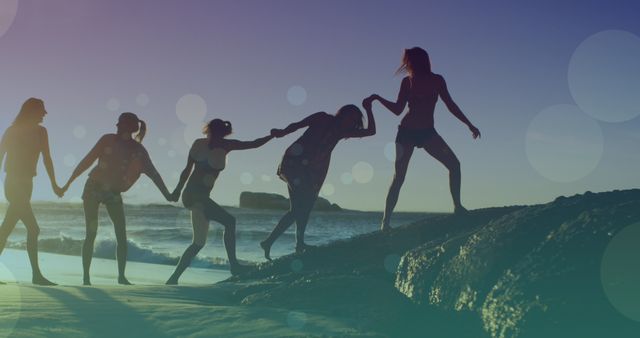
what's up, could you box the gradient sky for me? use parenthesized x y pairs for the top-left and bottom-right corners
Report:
(1, 0), (639, 212)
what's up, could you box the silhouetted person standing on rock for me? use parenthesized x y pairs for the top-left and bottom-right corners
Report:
(61, 112), (175, 285)
(260, 98), (376, 261)
(374, 47), (480, 231)
(0, 98), (61, 286)
(166, 119), (273, 284)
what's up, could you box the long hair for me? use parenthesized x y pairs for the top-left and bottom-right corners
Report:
(117, 112), (146, 143)
(335, 104), (364, 132)
(204, 119), (232, 148)
(396, 47), (432, 77)
(13, 98), (46, 126)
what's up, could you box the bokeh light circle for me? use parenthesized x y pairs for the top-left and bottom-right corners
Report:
(569, 30), (640, 122)
(136, 93), (150, 107)
(525, 104), (603, 183)
(73, 126), (86, 139)
(176, 94), (207, 124)
(287, 86), (307, 106)
(0, 0), (19, 39)
(384, 142), (403, 162)
(0, 262), (21, 338)
(321, 183), (335, 197)
(157, 137), (167, 146)
(287, 311), (307, 330)
(340, 172), (353, 185)
(240, 172), (254, 185)
(601, 222), (640, 322)
(107, 98), (120, 112)
(352, 161), (374, 184)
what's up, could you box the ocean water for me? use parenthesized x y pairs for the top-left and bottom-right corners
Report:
(0, 203), (430, 269)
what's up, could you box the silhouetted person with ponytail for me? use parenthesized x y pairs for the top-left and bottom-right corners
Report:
(0, 98), (61, 285)
(260, 98), (376, 261)
(373, 47), (480, 231)
(166, 119), (272, 284)
(61, 112), (175, 285)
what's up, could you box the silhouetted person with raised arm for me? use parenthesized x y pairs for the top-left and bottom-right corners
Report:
(0, 98), (61, 286)
(166, 119), (272, 284)
(260, 98), (376, 261)
(373, 47), (480, 231)
(61, 112), (175, 285)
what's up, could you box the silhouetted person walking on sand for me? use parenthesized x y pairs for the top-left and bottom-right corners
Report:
(260, 98), (376, 260)
(61, 112), (175, 285)
(0, 98), (62, 286)
(374, 47), (480, 231)
(166, 119), (273, 284)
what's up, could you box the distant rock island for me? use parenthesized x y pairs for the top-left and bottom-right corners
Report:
(239, 191), (343, 212)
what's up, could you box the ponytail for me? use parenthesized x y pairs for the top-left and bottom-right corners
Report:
(136, 120), (147, 143)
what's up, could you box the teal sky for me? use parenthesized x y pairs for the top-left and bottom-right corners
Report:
(1, 0), (639, 212)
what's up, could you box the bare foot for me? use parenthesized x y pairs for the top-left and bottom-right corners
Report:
(260, 240), (272, 261)
(454, 206), (469, 215)
(295, 243), (316, 254)
(165, 276), (178, 285)
(380, 224), (392, 232)
(83, 277), (91, 286)
(118, 276), (133, 285)
(229, 264), (249, 276)
(33, 275), (57, 286)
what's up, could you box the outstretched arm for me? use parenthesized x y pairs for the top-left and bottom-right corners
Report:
(344, 96), (377, 138)
(40, 128), (63, 197)
(437, 75), (481, 139)
(225, 135), (273, 151)
(372, 77), (410, 116)
(63, 135), (107, 191)
(172, 157), (195, 200)
(271, 112), (325, 138)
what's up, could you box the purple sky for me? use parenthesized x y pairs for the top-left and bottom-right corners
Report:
(1, 0), (639, 212)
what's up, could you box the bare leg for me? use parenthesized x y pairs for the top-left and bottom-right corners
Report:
(199, 198), (244, 275)
(382, 143), (414, 230)
(0, 204), (20, 255)
(261, 185), (297, 260)
(105, 201), (131, 285)
(167, 207), (207, 285)
(18, 204), (56, 286)
(423, 135), (465, 213)
(293, 185), (318, 252)
(82, 199), (100, 285)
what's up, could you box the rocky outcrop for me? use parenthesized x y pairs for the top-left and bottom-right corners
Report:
(239, 191), (342, 212)
(228, 189), (640, 338)
(395, 190), (640, 338)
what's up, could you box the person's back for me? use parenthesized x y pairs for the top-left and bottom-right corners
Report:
(284, 112), (340, 164)
(401, 74), (440, 129)
(2, 125), (44, 178)
(185, 138), (227, 193)
(87, 133), (148, 192)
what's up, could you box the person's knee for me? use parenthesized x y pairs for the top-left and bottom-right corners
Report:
(224, 217), (236, 231)
(392, 172), (407, 185)
(190, 242), (204, 252)
(27, 225), (40, 238)
(449, 157), (461, 173)
(85, 230), (97, 242)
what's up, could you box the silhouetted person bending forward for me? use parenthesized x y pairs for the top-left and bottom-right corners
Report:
(260, 97), (376, 260)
